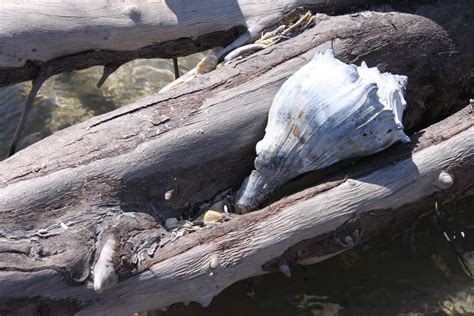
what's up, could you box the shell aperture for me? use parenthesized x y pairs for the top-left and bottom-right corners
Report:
(236, 49), (410, 213)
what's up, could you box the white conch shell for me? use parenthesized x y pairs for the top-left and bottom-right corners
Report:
(236, 49), (410, 212)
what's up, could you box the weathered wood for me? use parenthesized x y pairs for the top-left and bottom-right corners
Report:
(0, 2), (473, 314)
(0, 0), (367, 87)
(1, 4), (472, 206)
(0, 0), (371, 156)
(1, 106), (472, 315)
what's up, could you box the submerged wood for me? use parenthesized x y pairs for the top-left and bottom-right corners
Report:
(0, 2), (473, 314)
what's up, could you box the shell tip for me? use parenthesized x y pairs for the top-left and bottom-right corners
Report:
(313, 48), (334, 61)
(323, 48), (334, 57)
(401, 134), (411, 143)
(235, 172), (269, 213)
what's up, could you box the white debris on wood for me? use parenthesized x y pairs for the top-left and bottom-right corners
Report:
(93, 238), (118, 293)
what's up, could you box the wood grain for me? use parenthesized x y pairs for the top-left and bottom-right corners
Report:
(0, 3), (473, 314)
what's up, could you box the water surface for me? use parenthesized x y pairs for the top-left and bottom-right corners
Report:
(0, 54), (202, 157)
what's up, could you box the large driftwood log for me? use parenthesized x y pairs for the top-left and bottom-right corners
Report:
(0, 2), (473, 315)
(0, 0), (368, 87)
(0, 0), (374, 156)
(1, 108), (472, 315)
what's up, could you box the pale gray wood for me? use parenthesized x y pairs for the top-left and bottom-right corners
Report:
(0, 0), (365, 86)
(84, 127), (473, 316)
(0, 2), (473, 314)
(0, 108), (472, 315)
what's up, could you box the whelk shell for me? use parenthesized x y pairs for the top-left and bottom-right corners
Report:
(236, 49), (410, 213)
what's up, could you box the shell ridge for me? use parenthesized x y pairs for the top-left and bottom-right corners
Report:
(236, 49), (410, 212)
(253, 58), (390, 185)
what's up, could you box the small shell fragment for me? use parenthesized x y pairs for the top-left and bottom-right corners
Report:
(279, 264), (292, 277)
(344, 235), (354, 246)
(438, 171), (454, 189)
(194, 210), (224, 225)
(209, 254), (220, 270)
(164, 189), (174, 201)
(93, 238), (118, 293)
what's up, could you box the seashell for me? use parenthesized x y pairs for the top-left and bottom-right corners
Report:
(164, 189), (174, 201)
(193, 210), (224, 225)
(236, 49), (410, 212)
(279, 263), (292, 277)
(202, 210), (224, 224)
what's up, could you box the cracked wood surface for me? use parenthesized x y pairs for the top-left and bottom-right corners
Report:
(1, 106), (472, 315)
(0, 2), (473, 314)
(1, 4), (472, 213)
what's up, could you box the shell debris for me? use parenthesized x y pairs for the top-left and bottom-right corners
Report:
(209, 253), (220, 276)
(192, 189), (234, 226)
(164, 189), (174, 201)
(193, 210), (224, 225)
(159, 190), (235, 243)
(279, 263), (292, 277)
(160, 11), (318, 93)
(37, 228), (48, 236)
(438, 170), (454, 189)
(165, 217), (178, 230)
(225, 11), (317, 63)
(93, 237), (118, 293)
(165, 217), (193, 231)
(209, 254), (220, 270)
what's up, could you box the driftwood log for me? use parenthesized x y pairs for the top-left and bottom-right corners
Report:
(0, 0), (370, 87)
(0, 1), (473, 315)
(0, 0), (369, 156)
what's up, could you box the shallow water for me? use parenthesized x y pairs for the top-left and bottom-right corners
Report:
(141, 196), (473, 316)
(0, 56), (472, 315)
(0, 54), (203, 158)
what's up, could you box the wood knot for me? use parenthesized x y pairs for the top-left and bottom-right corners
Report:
(125, 5), (142, 23)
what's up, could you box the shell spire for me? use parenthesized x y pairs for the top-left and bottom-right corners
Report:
(236, 49), (410, 213)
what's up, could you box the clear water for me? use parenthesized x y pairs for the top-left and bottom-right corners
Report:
(142, 197), (474, 316)
(0, 54), (203, 157)
(1, 56), (472, 316)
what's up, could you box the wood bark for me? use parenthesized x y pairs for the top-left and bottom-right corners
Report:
(0, 2), (473, 315)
